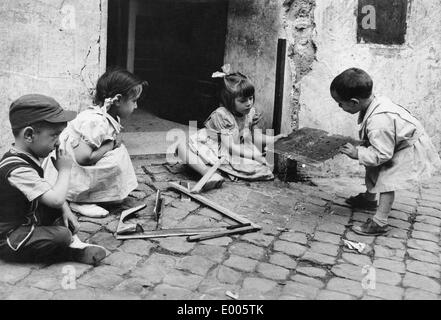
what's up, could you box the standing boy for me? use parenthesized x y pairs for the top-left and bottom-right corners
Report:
(0, 94), (106, 265)
(331, 68), (441, 236)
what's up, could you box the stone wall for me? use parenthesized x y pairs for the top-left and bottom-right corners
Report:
(0, 0), (107, 153)
(225, 0), (441, 176)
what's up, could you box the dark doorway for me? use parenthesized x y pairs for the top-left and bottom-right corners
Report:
(107, 0), (229, 128)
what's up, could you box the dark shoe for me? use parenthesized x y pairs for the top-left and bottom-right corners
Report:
(352, 218), (389, 236)
(346, 193), (378, 210)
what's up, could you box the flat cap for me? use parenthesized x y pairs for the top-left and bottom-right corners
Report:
(9, 94), (77, 129)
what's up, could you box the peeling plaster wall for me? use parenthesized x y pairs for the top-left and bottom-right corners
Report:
(298, 0), (441, 175)
(224, 0), (293, 131)
(0, 0), (107, 153)
(226, 0), (441, 177)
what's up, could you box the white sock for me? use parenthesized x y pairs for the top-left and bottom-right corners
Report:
(373, 210), (389, 226)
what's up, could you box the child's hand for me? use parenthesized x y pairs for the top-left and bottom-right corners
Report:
(274, 133), (289, 142)
(63, 207), (80, 234)
(339, 143), (359, 159)
(51, 147), (73, 172)
(255, 154), (269, 166)
(113, 133), (123, 149)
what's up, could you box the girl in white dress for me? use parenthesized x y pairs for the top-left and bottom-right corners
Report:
(177, 65), (286, 191)
(45, 68), (147, 217)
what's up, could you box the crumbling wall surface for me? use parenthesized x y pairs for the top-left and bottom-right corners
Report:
(299, 0), (441, 153)
(0, 0), (107, 153)
(282, 0), (316, 131)
(224, 0), (286, 130)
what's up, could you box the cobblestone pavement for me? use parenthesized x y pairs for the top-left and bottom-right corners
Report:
(1, 155), (441, 300)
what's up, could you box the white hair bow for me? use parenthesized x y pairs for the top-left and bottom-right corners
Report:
(212, 64), (231, 78)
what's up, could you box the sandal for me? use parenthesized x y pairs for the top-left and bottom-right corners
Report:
(352, 218), (389, 236)
(345, 193), (378, 210)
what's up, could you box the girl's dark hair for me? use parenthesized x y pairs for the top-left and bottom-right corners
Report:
(93, 67), (148, 105)
(330, 68), (373, 101)
(218, 72), (255, 112)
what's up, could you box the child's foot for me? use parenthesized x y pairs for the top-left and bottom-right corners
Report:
(202, 173), (224, 192)
(70, 203), (109, 218)
(68, 235), (107, 265)
(345, 193), (378, 210)
(352, 218), (389, 236)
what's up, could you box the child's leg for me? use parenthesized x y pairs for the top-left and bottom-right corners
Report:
(176, 141), (223, 190)
(0, 225), (72, 263)
(352, 191), (394, 236)
(363, 191), (376, 201)
(373, 191), (395, 226)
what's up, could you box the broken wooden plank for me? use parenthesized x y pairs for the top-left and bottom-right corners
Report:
(169, 182), (260, 229)
(191, 157), (224, 193)
(187, 225), (258, 242)
(116, 204), (147, 235)
(115, 226), (232, 240)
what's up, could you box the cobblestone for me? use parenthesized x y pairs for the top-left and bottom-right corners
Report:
(404, 288), (439, 300)
(269, 253), (297, 270)
(102, 252), (141, 271)
(2, 160), (441, 300)
(163, 270), (203, 291)
(215, 266), (242, 284)
(369, 268), (401, 286)
(366, 283), (404, 300)
(223, 255), (258, 273)
(407, 249), (439, 264)
(407, 238), (439, 254)
(326, 278), (363, 298)
(296, 266), (327, 278)
(406, 260), (440, 278)
(301, 252), (336, 266)
(316, 222), (346, 235)
(309, 241), (339, 256)
(229, 242), (265, 260)
(316, 290), (355, 300)
(279, 231), (308, 245)
(282, 281), (319, 299)
(374, 258), (406, 274)
(273, 240), (307, 257)
(340, 252), (372, 266)
(410, 230), (439, 243)
(241, 233), (274, 247)
(413, 222), (440, 234)
(290, 274), (324, 288)
(313, 231), (341, 245)
(331, 263), (363, 281)
(176, 255), (215, 276)
(192, 245), (226, 263)
(373, 245), (405, 261)
(402, 272), (441, 294)
(118, 239), (155, 256)
(0, 264), (33, 284)
(152, 284), (195, 300)
(157, 237), (195, 254)
(257, 262), (290, 281)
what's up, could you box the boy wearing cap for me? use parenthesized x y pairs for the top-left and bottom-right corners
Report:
(0, 94), (106, 265)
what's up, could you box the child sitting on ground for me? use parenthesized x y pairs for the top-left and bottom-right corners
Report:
(177, 65), (286, 190)
(0, 94), (106, 264)
(331, 68), (441, 236)
(45, 68), (148, 218)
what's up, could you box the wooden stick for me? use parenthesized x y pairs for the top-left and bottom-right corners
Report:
(187, 225), (258, 242)
(272, 38), (287, 174)
(191, 157), (224, 193)
(115, 226), (232, 240)
(169, 182), (260, 228)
